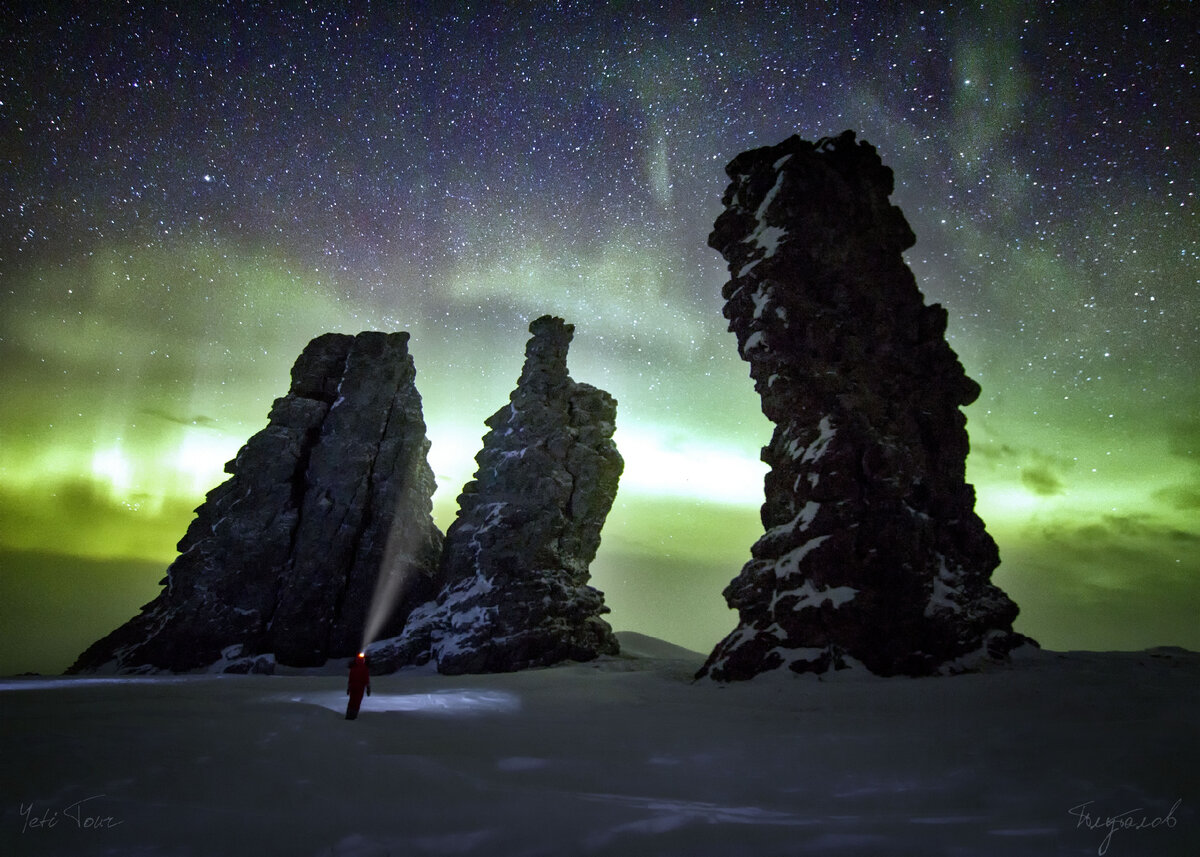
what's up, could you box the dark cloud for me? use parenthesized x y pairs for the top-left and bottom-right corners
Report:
(1033, 512), (1200, 547)
(1020, 465), (1064, 497)
(141, 408), (221, 429)
(996, 516), (1200, 652)
(0, 481), (193, 564)
(972, 440), (1070, 497)
(968, 441), (1020, 463)
(1154, 484), (1200, 512)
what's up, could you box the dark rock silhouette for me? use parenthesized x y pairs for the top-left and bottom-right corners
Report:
(699, 131), (1030, 680)
(372, 315), (623, 674)
(68, 332), (443, 673)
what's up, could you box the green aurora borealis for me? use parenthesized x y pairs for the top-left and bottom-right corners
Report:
(1, 3), (1197, 674)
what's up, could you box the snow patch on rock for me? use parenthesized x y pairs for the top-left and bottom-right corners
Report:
(773, 535), (832, 578)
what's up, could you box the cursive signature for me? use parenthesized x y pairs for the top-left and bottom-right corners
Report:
(1068, 798), (1180, 855)
(19, 795), (123, 833)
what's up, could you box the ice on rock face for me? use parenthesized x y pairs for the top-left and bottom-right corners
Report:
(791, 580), (857, 610)
(925, 556), (964, 617)
(800, 416), (837, 463)
(463, 502), (506, 551)
(718, 625), (758, 656)
(793, 472), (822, 491)
(764, 501), (821, 540)
(751, 285), (773, 320)
(736, 257), (761, 277)
(766, 645), (826, 668)
(731, 165), (792, 277)
(755, 168), (787, 222)
(448, 605), (494, 631)
(768, 578), (856, 614)
(779, 419), (834, 462)
(795, 500), (821, 530)
(773, 535), (832, 578)
(750, 225), (787, 257)
(443, 574), (496, 608)
(748, 167), (789, 253)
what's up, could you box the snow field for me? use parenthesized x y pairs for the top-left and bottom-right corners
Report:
(1, 634), (1196, 856)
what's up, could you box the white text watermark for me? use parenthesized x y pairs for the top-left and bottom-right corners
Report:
(19, 795), (123, 833)
(1068, 798), (1181, 855)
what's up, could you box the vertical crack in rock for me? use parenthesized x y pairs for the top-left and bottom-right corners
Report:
(68, 331), (443, 673)
(699, 131), (1032, 680)
(372, 315), (623, 674)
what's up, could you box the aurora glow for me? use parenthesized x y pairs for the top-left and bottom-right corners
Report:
(1, 3), (1196, 674)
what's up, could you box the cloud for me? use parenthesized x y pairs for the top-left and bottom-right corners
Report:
(970, 440), (1070, 497)
(141, 409), (221, 429)
(0, 479), (192, 562)
(1154, 484), (1200, 512)
(993, 510), (1200, 652)
(1020, 465), (1064, 497)
(1067, 513), (1200, 545)
(443, 236), (712, 354)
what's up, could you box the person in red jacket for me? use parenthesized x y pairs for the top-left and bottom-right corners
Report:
(345, 652), (371, 720)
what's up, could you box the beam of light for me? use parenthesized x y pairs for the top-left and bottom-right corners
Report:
(360, 470), (434, 651)
(0, 677), (202, 692)
(286, 689), (521, 715)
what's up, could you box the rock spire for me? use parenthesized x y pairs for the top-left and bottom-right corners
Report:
(69, 331), (443, 673)
(699, 131), (1029, 680)
(372, 315), (623, 674)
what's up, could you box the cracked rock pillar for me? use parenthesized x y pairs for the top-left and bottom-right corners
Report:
(69, 331), (443, 673)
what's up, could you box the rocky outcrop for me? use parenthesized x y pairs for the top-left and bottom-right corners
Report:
(68, 332), (443, 673)
(699, 131), (1029, 680)
(371, 316), (623, 674)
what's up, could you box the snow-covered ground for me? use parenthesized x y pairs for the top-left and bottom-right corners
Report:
(1, 633), (1195, 856)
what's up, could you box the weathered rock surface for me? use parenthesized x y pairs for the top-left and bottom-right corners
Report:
(372, 316), (623, 674)
(68, 332), (443, 673)
(699, 131), (1030, 680)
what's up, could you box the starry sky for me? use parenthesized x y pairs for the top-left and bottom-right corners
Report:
(1, 1), (1197, 674)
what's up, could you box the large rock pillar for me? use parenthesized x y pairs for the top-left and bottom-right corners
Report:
(700, 132), (1029, 680)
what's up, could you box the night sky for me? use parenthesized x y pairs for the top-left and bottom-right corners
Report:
(2, 2), (1197, 675)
